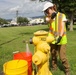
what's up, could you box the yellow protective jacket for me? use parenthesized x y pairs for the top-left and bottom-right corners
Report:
(48, 12), (67, 45)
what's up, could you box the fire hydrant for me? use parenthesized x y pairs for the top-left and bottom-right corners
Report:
(30, 30), (54, 75)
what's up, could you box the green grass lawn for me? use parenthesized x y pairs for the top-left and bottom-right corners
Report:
(0, 25), (76, 75)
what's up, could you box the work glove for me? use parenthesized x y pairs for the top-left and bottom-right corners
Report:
(55, 36), (62, 44)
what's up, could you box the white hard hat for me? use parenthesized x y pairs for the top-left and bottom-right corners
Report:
(42, 2), (54, 12)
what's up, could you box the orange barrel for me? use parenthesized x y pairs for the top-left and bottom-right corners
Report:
(13, 52), (32, 75)
(3, 60), (28, 75)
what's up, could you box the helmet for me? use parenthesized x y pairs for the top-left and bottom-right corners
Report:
(42, 2), (54, 12)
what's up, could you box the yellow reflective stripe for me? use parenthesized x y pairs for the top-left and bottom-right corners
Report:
(58, 13), (63, 35)
(48, 12), (67, 44)
(49, 12), (66, 36)
(55, 15), (57, 32)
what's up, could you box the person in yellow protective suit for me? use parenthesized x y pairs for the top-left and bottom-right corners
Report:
(42, 2), (70, 75)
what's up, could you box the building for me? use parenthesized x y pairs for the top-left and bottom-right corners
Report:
(29, 18), (44, 25)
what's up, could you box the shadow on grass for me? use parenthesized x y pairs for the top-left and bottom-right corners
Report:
(0, 31), (34, 46)
(57, 60), (65, 72)
(49, 58), (65, 72)
(19, 28), (49, 36)
(18, 32), (33, 36)
(0, 28), (48, 46)
(0, 37), (20, 46)
(73, 28), (76, 30)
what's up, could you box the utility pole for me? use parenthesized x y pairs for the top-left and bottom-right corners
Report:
(16, 10), (18, 24)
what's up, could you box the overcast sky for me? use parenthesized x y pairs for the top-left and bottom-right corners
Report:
(0, 0), (48, 19)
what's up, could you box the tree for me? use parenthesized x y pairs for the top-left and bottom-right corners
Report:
(23, 17), (29, 24)
(17, 17), (29, 25)
(0, 18), (8, 25)
(56, 0), (76, 31)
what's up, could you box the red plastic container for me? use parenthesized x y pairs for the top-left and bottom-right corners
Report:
(13, 52), (32, 75)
